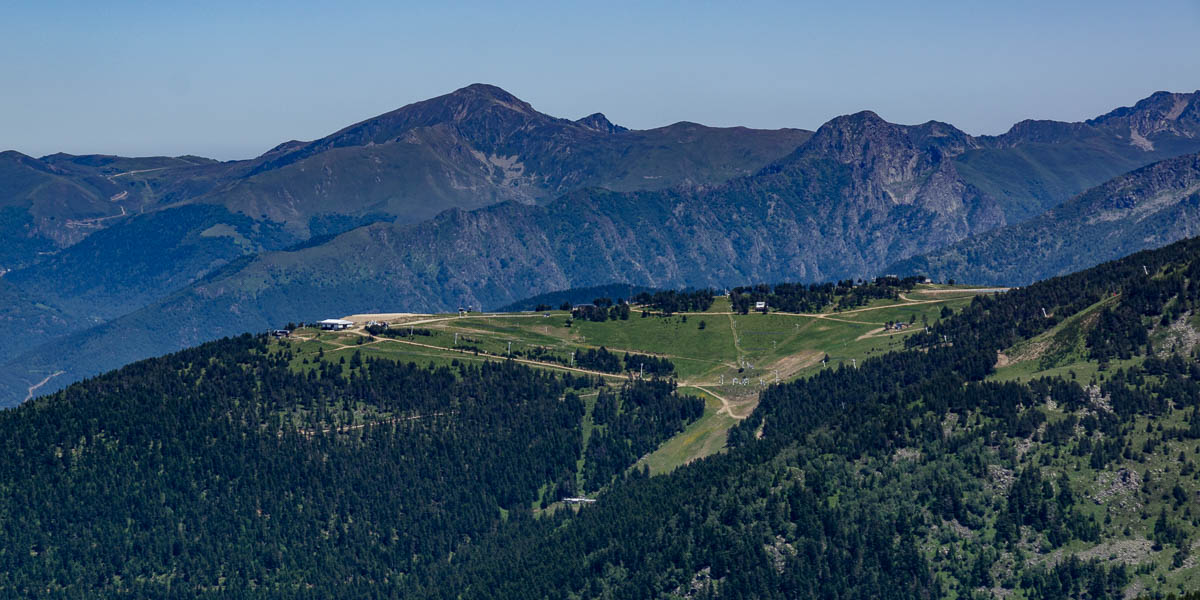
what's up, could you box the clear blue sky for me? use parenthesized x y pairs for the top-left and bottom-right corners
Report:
(3, 0), (1198, 160)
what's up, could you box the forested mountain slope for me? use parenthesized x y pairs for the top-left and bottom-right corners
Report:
(396, 236), (1200, 599)
(0, 338), (700, 597)
(891, 152), (1200, 285)
(7, 238), (1200, 597)
(11, 237), (1200, 595)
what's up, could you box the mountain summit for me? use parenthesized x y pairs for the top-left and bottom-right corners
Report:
(224, 83), (811, 223)
(1087, 90), (1200, 150)
(575, 112), (627, 134)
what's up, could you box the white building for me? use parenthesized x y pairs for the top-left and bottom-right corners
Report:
(318, 318), (354, 331)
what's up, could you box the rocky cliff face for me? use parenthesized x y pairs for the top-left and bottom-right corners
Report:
(785, 111), (988, 214)
(575, 113), (628, 134)
(987, 90), (1200, 150)
(890, 152), (1200, 285)
(1087, 90), (1200, 151)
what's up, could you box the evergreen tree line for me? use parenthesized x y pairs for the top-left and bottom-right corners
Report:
(571, 301), (631, 322)
(729, 276), (923, 314)
(363, 323), (435, 337)
(570, 346), (675, 376)
(633, 289), (717, 314)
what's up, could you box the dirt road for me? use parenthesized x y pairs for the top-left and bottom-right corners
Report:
(25, 371), (64, 402)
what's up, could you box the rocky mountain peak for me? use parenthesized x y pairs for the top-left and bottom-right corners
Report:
(1088, 90), (1200, 150)
(796, 111), (973, 182)
(575, 112), (627, 134)
(322, 84), (546, 147)
(0, 151), (55, 175)
(438, 83), (537, 118)
(765, 111), (995, 222)
(1090, 90), (1200, 124)
(803, 111), (973, 159)
(261, 140), (307, 156)
(244, 84), (549, 176)
(0, 150), (34, 163)
(801, 111), (908, 163)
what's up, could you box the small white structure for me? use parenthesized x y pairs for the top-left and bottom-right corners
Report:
(754, 301), (767, 310)
(318, 318), (354, 331)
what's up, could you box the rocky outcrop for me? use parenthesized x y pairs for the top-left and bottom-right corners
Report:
(890, 152), (1200, 285)
(575, 112), (628, 134)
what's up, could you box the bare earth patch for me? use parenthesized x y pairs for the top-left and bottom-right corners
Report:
(765, 350), (824, 379)
(995, 352), (1012, 368)
(342, 312), (427, 323)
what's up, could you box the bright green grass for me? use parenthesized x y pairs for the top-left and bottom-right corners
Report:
(988, 294), (1132, 384)
(418, 315), (577, 359)
(573, 313), (732, 357)
(637, 388), (737, 475)
(703, 296), (733, 313)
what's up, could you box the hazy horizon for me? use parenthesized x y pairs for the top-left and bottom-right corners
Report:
(4, 0), (1199, 160)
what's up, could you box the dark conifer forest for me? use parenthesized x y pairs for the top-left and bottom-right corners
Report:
(0, 341), (694, 598)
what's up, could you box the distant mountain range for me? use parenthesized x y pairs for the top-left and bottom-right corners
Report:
(889, 152), (1200, 285)
(1, 85), (1199, 405)
(0, 84), (810, 350)
(1, 84), (811, 271)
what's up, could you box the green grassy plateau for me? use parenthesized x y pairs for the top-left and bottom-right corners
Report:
(275, 286), (984, 474)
